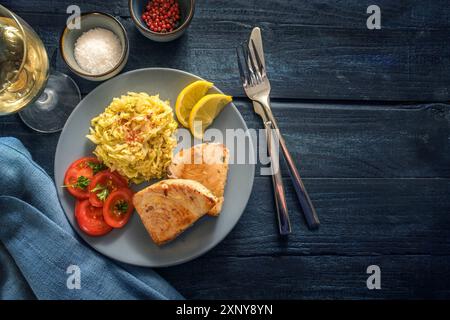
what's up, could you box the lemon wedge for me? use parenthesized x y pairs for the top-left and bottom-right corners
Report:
(189, 94), (233, 139)
(175, 80), (214, 128)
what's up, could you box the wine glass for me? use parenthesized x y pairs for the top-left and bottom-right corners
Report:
(0, 4), (80, 133)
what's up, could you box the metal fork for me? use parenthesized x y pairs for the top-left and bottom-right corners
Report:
(237, 36), (320, 230)
(237, 43), (291, 235)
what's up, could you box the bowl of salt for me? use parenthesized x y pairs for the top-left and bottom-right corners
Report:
(60, 12), (129, 81)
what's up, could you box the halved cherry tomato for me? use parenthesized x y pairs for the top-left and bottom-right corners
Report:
(75, 200), (112, 236)
(64, 167), (93, 199)
(64, 157), (106, 200)
(88, 170), (128, 207)
(111, 171), (128, 187)
(69, 157), (101, 171)
(103, 188), (134, 228)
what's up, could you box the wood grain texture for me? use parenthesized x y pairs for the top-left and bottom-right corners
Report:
(203, 176), (450, 257)
(0, 116), (58, 175)
(1, 0), (450, 299)
(157, 255), (450, 299)
(2, 100), (450, 180)
(2, 0), (450, 101)
(241, 101), (450, 179)
(2, 101), (450, 299)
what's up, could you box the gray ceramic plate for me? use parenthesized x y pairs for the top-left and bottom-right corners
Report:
(54, 68), (255, 267)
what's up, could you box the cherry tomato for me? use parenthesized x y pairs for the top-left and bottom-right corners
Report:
(103, 188), (134, 228)
(64, 166), (93, 200)
(88, 170), (128, 207)
(75, 200), (112, 236)
(64, 157), (106, 200)
(69, 157), (101, 171)
(111, 171), (128, 187)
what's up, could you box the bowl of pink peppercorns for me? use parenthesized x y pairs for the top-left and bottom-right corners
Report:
(129, 0), (195, 42)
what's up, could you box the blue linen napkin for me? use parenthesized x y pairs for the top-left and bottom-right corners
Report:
(0, 137), (183, 300)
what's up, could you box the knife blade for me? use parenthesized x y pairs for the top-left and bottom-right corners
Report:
(249, 27), (267, 120)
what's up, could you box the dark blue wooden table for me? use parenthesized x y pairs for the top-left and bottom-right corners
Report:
(2, 0), (450, 299)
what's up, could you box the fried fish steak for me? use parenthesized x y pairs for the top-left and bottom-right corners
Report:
(168, 143), (230, 216)
(133, 179), (218, 246)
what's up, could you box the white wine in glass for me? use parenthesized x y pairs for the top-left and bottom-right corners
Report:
(0, 5), (80, 132)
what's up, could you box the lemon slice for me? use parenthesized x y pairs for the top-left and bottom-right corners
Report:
(189, 94), (233, 139)
(175, 80), (214, 128)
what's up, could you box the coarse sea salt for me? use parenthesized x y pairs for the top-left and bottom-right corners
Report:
(74, 28), (122, 75)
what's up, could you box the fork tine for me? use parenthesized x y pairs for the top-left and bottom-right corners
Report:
(242, 42), (257, 85)
(250, 39), (265, 77)
(245, 42), (260, 83)
(236, 47), (248, 86)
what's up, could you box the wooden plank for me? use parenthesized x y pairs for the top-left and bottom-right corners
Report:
(3, 1), (450, 101)
(3, 99), (450, 259)
(207, 176), (450, 257)
(157, 255), (450, 299)
(2, 0), (450, 300)
(2, 111), (450, 258)
(0, 116), (59, 176)
(1, 100), (450, 179)
(240, 101), (450, 179)
(5, 0), (450, 28)
(2, 110), (450, 298)
(1, 0), (129, 16)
